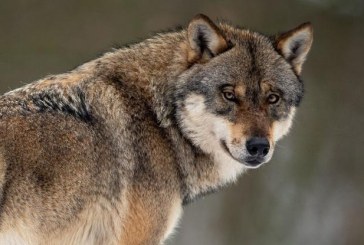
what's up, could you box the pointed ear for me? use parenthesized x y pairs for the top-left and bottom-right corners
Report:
(187, 14), (229, 63)
(275, 22), (313, 74)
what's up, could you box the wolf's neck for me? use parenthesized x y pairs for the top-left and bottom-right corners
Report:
(78, 31), (189, 126)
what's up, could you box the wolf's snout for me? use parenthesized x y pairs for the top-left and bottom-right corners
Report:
(246, 137), (270, 158)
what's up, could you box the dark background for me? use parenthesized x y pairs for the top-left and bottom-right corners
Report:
(1, 0), (363, 244)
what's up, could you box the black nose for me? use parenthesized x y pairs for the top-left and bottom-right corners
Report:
(246, 137), (270, 157)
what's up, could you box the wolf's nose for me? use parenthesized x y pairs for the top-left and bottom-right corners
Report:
(246, 137), (270, 157)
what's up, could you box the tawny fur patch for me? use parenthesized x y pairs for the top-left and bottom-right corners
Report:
(161, 196), (183, 244)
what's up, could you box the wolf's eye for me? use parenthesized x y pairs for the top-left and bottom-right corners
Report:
(267, 94), (280, 104)
(221, 85), (237, 102)
(223, 91), (236, 101)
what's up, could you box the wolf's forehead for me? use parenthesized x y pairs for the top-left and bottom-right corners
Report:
(219, 47), (281, 83)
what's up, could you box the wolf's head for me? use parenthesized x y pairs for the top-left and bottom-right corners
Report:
(175, 14), (312, 172)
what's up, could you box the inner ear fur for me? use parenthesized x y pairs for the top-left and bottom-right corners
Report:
(275, 22), (313, 74)
(187, 14), (229, 63)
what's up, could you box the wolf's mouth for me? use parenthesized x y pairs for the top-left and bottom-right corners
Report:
(245, 158), (265, 166)
(220, 140), (265, 168)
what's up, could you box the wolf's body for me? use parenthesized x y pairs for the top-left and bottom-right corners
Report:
(0, 15), (312, 244)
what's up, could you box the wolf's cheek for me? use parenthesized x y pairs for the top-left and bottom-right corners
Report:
(272, 107), (296, 141)
(212, 117), (232, 142)
(179, 94), (222, 153)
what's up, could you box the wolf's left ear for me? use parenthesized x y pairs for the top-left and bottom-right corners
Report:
(275, 23), (313, 74)
(187, 14), (229, 63)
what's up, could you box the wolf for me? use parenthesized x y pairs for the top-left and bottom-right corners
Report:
(0, 14), (312, 244)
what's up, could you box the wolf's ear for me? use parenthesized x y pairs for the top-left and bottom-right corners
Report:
(187, 14), (229, 63)
(275, 22), (313, 74)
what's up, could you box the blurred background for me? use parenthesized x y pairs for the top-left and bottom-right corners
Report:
(1, 0), (363, 244)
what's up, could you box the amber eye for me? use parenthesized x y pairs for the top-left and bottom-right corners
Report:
(267, 94), (280, 104)
(223, 91), (236, 101)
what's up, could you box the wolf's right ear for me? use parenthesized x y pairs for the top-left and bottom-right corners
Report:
(275, 22), (313, 75)
(187, 14), (229, 63)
